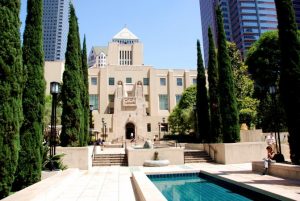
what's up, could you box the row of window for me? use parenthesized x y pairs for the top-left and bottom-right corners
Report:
(89, 94), (182, 111)
(91, 77), (197, 86)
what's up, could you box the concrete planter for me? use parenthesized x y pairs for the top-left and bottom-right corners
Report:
(56, 146), (93, 170)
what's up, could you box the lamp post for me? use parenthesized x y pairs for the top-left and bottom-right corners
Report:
(158, 122), (161, 140)
(269, 85), (284, 162)
(162, 117), (166, 137)
(102, 118), (105, 141)
(89, 105), (94, 143)
(193, 104), (198, 138)
(50, 82), (61, 158)
(104, 122), (107, 141)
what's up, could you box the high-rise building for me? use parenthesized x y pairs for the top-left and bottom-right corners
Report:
(199, 0), (232, 66)
(229, 0), (278, 57)
(199, 0), (217, 67)
(43, 0), (70, 61)
(293, 0), (300, 29)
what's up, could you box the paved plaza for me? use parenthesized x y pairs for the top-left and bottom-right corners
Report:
(3, 161), (300, 201)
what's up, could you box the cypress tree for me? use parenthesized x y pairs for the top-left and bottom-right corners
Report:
(0, 1), (23, 198)
(12, 0), (45, 191)
(196, 40), (210, 142)
(60, 4), (84, 146)
(216, 6), (240, 143)
(275, 0), (300, 164)
(207, 27), (223, 143)
(81, 36), (89, 145)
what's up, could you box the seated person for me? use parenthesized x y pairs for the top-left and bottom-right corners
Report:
(262, 146), (275, 175)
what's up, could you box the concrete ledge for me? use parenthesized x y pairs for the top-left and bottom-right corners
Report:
(132, 172), (167, 201)
(252, 161), (300, 180)
(3, 168), (80, 201)
(143, 160), (170, 167)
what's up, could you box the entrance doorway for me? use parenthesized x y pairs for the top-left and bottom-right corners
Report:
(126, 123), (135, 139)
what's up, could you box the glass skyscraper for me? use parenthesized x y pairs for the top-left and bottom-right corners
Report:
(229, 0), (278, 57)
(43, 0), (70, 61)
(199, 0), (232, 66)
(293, 0), (300, 29)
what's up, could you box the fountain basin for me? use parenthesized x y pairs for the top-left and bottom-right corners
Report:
(143, 159), (170, 167)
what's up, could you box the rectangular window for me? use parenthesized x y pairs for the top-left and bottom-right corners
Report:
(143, 78), (149, 85)
(91, 77), (97, 85)
(109, 77), (115, 85)
(147, 123), (151, 132)
(126, 77), (132, 84)
(89, 95), (98, 110)
(177, 78), (183, 86)
(159, 94), (169, 110)
(145, 95), (149, 102)
(108, 95), (115, 103)
(193, 78), (197, 85)
(160, 78), (166, 86)
(176, 94), (182, 104)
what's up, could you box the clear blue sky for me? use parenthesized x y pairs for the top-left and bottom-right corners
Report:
(20, 0), (202, 69)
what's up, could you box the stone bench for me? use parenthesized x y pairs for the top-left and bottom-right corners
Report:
(252, 161), (300, 180)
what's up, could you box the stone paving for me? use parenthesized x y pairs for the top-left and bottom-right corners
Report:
(3, 162), (300, 201)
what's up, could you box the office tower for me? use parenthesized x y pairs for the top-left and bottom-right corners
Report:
(293, 0), (300, 29)
(229, 0), (278, 57)
(199, 0), (217, 67)
(43, 0), (70, 61)
(200, 0), (232, 66)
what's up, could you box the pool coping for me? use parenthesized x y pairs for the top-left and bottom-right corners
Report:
(132, 169), (294, 201)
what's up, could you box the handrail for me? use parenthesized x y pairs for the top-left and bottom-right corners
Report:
(208, 144), (217, 161)
(91, 143), (97, 160)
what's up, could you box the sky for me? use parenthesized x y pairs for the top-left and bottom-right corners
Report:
(20, 0), (202, 69)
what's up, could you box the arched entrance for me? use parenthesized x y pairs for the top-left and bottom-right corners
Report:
(125, 123), (135, 139)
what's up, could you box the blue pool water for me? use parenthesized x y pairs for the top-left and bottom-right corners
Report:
(148, 173), (252, 201)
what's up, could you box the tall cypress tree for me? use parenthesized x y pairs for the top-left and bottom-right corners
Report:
(196, 40), (210, 142)
(216, 6), (240, 143)
(0, 1), (23, 198)
(12, 0), (45, 191)
(81, 36), (89, 145)
(275, 0), (300, 164)
(207, 27), (223, 143)
(60, 4), (84, 146)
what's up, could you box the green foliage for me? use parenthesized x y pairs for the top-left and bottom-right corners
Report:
(196, 40), (210, 142)
(0, 1), (23, 198)
(81, 36), (89, 146)
(246, 31), (287, 132)
(42, 152), (67, 171)
(216, 6), (240, 143)
(275, 0), (300, 164)
(60, 4), (84, 147)
(12, 0), (45, 191)
(207, 27), (223, 143)
(168, 85), (196, 135)
(227, 42), (259, 128)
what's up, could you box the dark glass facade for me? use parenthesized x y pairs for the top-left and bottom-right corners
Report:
(293, 0), (300, 29)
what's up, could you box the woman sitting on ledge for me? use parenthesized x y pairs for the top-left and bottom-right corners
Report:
(263, 146), (275, 175)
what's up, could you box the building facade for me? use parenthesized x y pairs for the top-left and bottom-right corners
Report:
(293, 0), (300, 29)
(88, 28), (197, 141)
(43, 0), (70, 61)
(229, 0), (278, 57)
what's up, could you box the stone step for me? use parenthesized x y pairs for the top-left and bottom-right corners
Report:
(184, 151), (213, 163)
(92, 153), (128, 166)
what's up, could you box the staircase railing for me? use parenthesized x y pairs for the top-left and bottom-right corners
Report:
(208, 144), (217, 161)
(91, 143), (97, 160)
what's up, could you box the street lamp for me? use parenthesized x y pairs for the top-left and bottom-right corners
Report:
(104, 122), (107, 141)
(102, 118), (105, 142)
(193, 104), (198, 138)
(158, 122), (161, 140)
(50, 82), (61, 158)
(269, 85), (284, 162)
(89, 105), (94, 144)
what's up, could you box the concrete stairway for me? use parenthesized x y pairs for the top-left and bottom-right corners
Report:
(93, 153), (128, 166)
(184, 150), (213, 163)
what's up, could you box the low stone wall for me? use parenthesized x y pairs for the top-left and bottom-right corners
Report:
(56, 146), (93, 170)
(252, 161), (300, 180)
(127, 147), (184, 166)
(240, 129), (289, 144)
(204, 142), (268, 164)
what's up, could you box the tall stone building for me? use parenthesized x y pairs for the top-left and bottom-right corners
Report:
(43, 0), (70, 61)
(88, 28), (197, 141)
